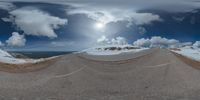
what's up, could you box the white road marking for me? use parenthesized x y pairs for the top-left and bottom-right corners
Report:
(53, 61), (174, 78)
(53, 66), (86, 78)
(144, 62), (172, 68)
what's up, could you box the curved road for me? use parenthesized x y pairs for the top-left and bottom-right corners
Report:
(0, 49), (200, 100)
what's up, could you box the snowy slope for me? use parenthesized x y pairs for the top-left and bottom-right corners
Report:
(0, 49), (27, 64)
(83, 45), (148, 55)
(0, 49), (58, 64)
(171, 46), (200, 61)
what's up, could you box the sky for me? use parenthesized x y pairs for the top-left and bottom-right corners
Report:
(0, 0), (200, 51)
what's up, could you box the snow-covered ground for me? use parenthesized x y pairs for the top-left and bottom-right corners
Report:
(82, 45), (149, 55)
(0, 49), (58, 64)
(171, 46), (200, 61)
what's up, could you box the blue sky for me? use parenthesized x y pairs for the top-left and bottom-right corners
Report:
(0, 0), (200, 51)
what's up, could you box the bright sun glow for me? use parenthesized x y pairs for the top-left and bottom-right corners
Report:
(95, 22), (105, 29)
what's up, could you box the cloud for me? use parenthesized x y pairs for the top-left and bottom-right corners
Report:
(97, 36), (193, 49)
(111, 37), (128, 45)
(138, 27), (147, 34)
(180, 42), (193, 47)
(74, 0), (200, 12)
(0, 2), (15, 10)
(172, 16), (185, 22)
(1, 18), (12, 22)
(0, 41), (4, 47)
(6, 32), (26, 47)
(1, 0), (200, 13)
(133, 36), (180, 48)
(133, 38), (151, 47)
(68, 9), (161, 27)
(150, 36), (180, 48)
(97, 35), (128, 45)
(193, 41), (200, 48)
(5, 8), (68, 38)
(97, 35), (110, 45)
(50, 41), (75, 47)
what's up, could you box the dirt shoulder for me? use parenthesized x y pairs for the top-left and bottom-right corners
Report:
(0, 57), (60, 73)
(172, 52), (200, 70)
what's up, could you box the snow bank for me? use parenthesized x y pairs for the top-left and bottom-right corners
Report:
(83, 45), (149, 55)
(171, 46), (200, 61)
(0, 49), (27, 64)
(0, 49), (58, 64)
(24, 56), (58, 64)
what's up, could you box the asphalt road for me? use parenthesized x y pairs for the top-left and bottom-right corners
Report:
(0, 49), (200, 100)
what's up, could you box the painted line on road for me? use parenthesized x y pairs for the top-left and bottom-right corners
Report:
(53, 66), (87, 78)
(53, 62), (174, 78)
(144, 62), (172, 68)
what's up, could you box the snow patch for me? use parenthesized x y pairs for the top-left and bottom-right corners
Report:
(171, 46), (200, 61)
(82, 45), (148, 55)
(0, 49), (58, 64)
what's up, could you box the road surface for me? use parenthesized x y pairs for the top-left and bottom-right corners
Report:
(0, 49), (200, 100)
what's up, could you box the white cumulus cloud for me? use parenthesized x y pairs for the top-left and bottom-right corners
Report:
(180, 42), (193, 47)
(6, 32), (26, 47)
(133, 36), (180, 48)
(111, 37), (128, 45)
(97, 35), (128, 45)
(68, 9), (161, 27)
(133, 38), (151, 47)
(150, 36), (180, 48)
(6, 8), (68, 38)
